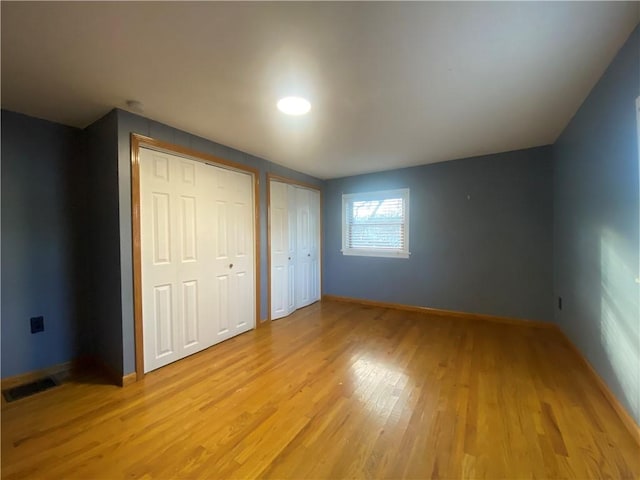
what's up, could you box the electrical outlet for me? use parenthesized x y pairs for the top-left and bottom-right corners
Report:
(558, 297), (563, 310)
(30, 316), (44, 334)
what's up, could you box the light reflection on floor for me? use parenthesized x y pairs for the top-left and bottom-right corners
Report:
(348, 352), (410, 421)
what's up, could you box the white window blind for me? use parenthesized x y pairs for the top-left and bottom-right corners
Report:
(342, 188), (410, 258)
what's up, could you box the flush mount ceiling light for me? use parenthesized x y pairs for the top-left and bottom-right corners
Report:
(277, 96), (311, 116)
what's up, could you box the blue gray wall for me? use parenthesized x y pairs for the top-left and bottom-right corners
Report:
(84, 110), (122, 376)
(323, 147), (554, 322)
(1, 110), (84, 377)
(114, 109), (323, 375)
(0, 107), (322, 380)
(554, 26), (640, 424)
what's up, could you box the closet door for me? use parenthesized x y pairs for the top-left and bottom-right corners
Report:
(286, 185), (297, 314)
(270, 181), (289, 320)
(140, 149), (212, 372)
(295, 187), (313, 308)
(309, 189), (321, 302)
(140, 148), (255, 373)
(211, 167), (255, 341)
(269, 181), (321, 320)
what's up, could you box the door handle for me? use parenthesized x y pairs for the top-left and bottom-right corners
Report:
(229, 263), (233, 269)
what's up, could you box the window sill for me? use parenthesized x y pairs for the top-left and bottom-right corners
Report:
(341, 249), (410, 259)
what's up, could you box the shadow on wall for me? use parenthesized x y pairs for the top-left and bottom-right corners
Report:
(0, 111), (86, 378)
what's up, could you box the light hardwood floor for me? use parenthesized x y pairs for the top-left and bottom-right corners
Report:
(2, 300), (639, 479)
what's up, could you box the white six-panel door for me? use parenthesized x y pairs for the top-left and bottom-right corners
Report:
(296, 187), (312, 308)
(270, 181), (289, 320)
(140, 148), (255, 373)
(211, 166), (255, 342)
(309, 189), (321, 302)
(286, 185), (298, 314)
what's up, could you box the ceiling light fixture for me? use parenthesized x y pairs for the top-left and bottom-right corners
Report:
(277, 96), (311, 116)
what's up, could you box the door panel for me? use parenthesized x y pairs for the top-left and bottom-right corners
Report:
(153, 284), (174, 358)
(215, 274), (230, 336)
(233, 203), (249, 257)
(225, 170), (254, 335)
(310, 190), (321, 302)
(152, 193), (171, 264)
(272, 266), (286, 315)
(270, 181), (289, 320)
(180, 196), (197, 262)
(234, 270), (250, 329)
(182, 280), (199, 347)
(287, 263), (296, 313)
(181, 160), (195, 185)
(286, 185), (297, 314)
(153, 155), (169, 181)
(142, 149), (184, 372)
(296, 188), (312, 308)
(210, 168), (254, 336)
(215, 200), (229, 259)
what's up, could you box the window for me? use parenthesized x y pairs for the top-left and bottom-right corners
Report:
(342, 188), (410, 258)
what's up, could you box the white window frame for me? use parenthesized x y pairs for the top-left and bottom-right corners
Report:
(341, 188), (410, 259)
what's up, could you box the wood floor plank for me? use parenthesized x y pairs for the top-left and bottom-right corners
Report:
(2, 300), (639, 479)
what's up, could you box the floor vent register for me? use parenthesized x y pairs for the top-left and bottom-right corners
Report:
(2, 376), (60, 402)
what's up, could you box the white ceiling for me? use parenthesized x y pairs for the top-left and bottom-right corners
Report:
(2, 2), (638, 179)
